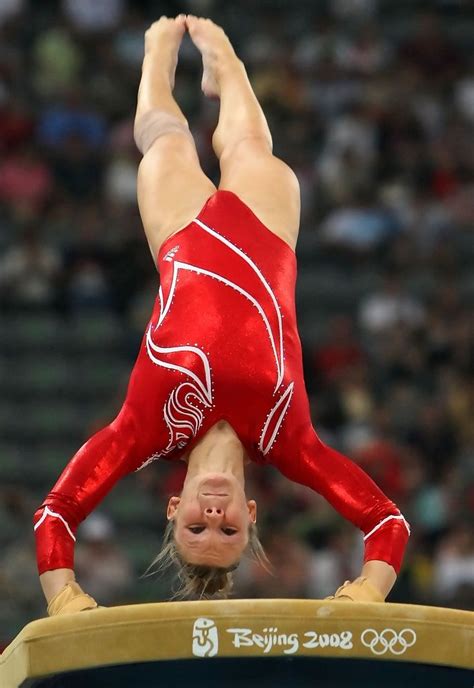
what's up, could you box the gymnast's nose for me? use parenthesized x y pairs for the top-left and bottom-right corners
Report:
(203, 506), (224, 519)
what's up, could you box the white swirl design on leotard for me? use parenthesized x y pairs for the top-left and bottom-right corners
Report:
(136, 331), (213, 471)
(194, 219), (294, 454)
(259, 382), (294, 455)
(137, 379), (212, 471)
(194, 218), (284, 392)
(168, 259), (281, 386)
(146, 329), (212, 404)
(138, 219), (293, 469)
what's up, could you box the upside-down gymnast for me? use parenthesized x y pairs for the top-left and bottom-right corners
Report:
(34, 15), (410, 614)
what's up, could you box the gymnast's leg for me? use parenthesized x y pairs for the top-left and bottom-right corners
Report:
(134, 15), (216, 261)
(186, 16), (300, 247)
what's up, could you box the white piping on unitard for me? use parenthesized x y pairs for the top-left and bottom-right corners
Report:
(168, 260), (282, 392)
(193, 218), (284, 392)
(363, 514), (411, 541)
(157, 285), (163, 321)
(33, 506), (76, 542)
(146, 327), (212, 404)
(156, 265), (178, 328)
(259, 382), (294, 455)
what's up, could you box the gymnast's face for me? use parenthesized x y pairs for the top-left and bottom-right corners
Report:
(167, 473), (257, 568)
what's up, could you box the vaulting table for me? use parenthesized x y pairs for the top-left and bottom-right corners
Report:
(1, 599), (473, 687)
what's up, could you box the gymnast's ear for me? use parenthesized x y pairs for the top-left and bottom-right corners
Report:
(247, 499), (257, 524)
(167, 496), (181, 520)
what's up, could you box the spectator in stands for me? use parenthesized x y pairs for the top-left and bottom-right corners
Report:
(62, 0), (125, 35)
(37, 91), (106, 151)
(235, 533), (314, 599)
(105, 150), (138, 206)
(400, 11), (461, 83)
(75, 513), (133, 605)
(335, 23), (392, 75)
(455, 64), (474, 125)
(432, 524), (474, 606)
(359, 273), (425, 334)
(113, 9), (147, 69)
(321, 190), (399, 253)
(0, 96), (34, 153)
(330, 0), (377, 21)
(407, 402), (458, 482)
(0, 486), (43, 619)
(0, 0), (24, 26)
(0, 225), (61, 310)
(0, 144), (53, 212)
(312, 315), (364, 383)
(32, 25), (83, 98)
(61, 203), (112, 311)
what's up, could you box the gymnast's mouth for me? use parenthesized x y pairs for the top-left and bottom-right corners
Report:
(201, 493), (230, 497)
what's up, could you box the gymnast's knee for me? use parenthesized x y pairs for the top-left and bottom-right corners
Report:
(134, 109), (194, 155)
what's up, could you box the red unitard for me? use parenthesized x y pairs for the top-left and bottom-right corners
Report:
(34, 191), (410, 575)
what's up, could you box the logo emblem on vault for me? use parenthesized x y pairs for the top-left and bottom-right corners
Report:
(192, 617), (219, 657)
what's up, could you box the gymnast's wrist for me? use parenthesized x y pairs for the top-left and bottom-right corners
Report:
(361, 560), (397, 600)
(46, 581), (99, 616)
(40, 568), (76, 605)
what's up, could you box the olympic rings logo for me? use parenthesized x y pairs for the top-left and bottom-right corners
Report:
(360, 628), (417, 656)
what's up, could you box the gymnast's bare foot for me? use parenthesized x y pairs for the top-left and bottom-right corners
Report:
(144, 15), (186, 89)
(186, 15), (238, 98)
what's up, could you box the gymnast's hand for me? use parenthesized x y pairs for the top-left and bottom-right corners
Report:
(47, 581), (100, 616)
(325, 576), (384, 603)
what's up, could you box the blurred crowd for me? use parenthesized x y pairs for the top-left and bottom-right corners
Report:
(0, 0), (473, 641)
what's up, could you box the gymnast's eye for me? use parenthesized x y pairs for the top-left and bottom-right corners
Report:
(222, 528), (237, 536)
(188, 526), (205, 534)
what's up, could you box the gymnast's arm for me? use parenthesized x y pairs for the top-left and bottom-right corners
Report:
(272, 422), (410, 601)
(34, 403), (147, 611)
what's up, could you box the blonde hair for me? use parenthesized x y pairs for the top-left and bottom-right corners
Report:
(144, 520), (269, 600)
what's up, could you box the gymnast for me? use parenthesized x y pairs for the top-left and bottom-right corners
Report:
(34, 15), (410, 615)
